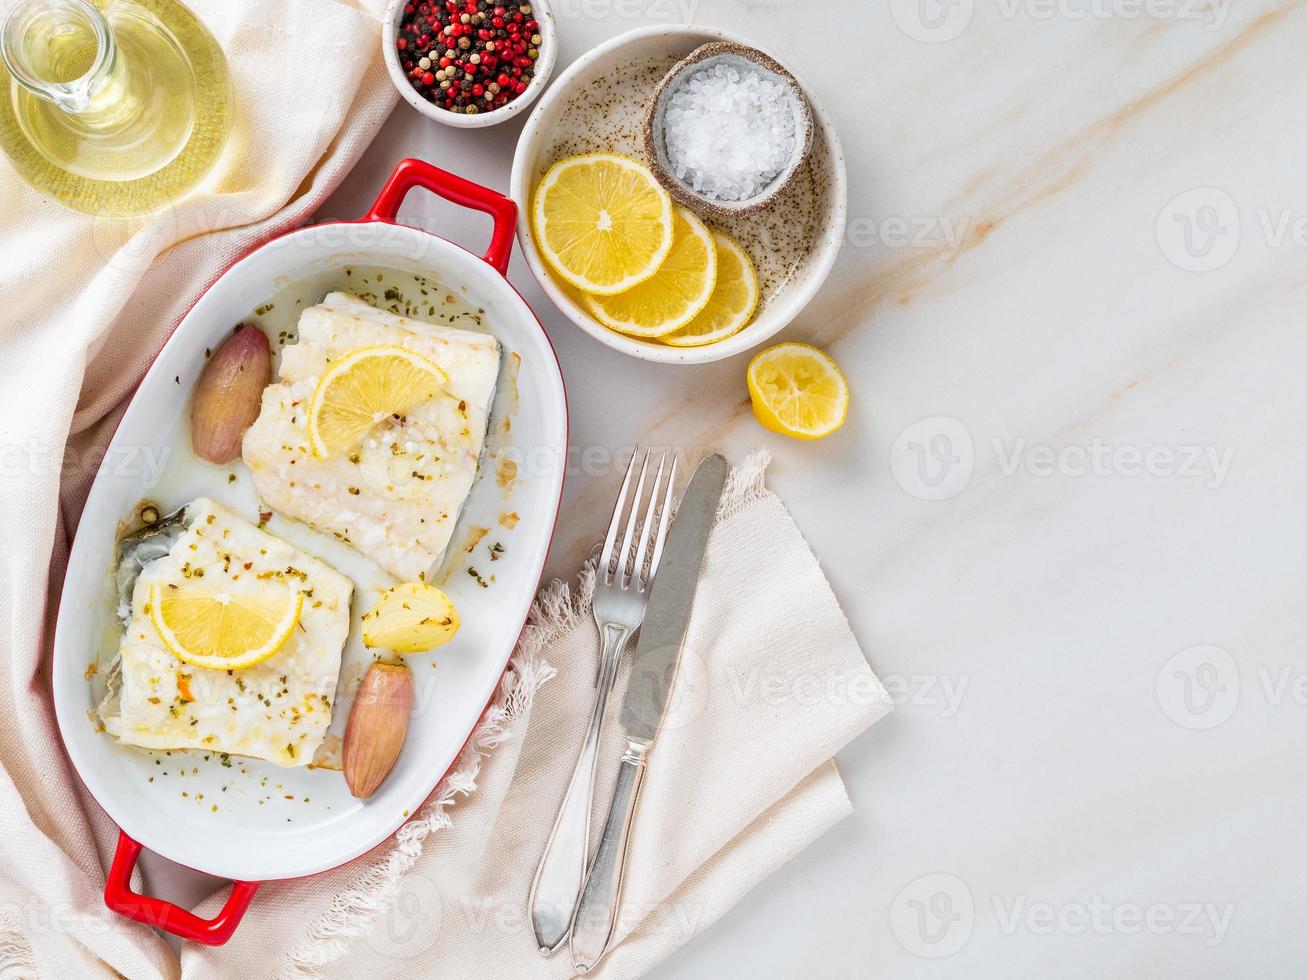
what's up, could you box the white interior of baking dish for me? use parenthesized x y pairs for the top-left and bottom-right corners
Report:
(53, 223), (566, 882)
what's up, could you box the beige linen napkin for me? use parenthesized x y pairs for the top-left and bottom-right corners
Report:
(0, 1), (396, 976)
(177, 452), (891, 978)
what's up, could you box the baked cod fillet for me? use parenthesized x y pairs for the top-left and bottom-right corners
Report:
(98, 498), (353, 767)
(242, 292), (501, 581)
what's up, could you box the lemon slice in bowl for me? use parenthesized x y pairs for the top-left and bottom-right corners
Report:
(747, 343), (850, 440)
(583, 206), (718, 338)
(533, 154), (674, 296)
(149, 582), (303, 671)
(362, 582), (460, 654)
(662, 231), (759, 347)
(308, 346), (447, 459)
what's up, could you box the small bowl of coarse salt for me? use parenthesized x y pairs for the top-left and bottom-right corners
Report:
(644, 42), (814, 218)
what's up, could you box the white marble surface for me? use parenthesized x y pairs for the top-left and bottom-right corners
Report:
(158, 0), (1307, 973)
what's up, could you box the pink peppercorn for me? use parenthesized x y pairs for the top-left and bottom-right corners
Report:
(395, 0), (541, 115)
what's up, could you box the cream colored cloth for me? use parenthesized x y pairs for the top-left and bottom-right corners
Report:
(0, 0), (396, 976)
(177, 452), (892, 978)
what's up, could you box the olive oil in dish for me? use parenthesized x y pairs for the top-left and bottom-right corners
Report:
(251, 265), (496, 351)
(0, 0), (232, 217)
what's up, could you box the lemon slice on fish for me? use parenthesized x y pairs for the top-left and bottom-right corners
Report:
(308, 346), (447, 458)
(150, 582), (303, 671)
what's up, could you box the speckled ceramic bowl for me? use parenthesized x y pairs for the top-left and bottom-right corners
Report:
(644, 42), (815, 220)
(509, 25), (848, 365)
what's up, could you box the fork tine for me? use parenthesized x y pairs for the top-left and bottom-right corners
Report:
(617, 450), (651, 588)
(647, 454), (678, 581)
(599, 450), (639, 584)
(632, 452), (667, 592)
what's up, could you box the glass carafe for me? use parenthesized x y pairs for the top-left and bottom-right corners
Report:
(0, 0), (232, 217)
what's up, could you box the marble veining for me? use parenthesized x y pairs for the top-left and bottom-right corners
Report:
(239, 0), (1307, 974)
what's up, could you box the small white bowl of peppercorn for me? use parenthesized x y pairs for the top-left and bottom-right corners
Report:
(383, 0), (556, 128)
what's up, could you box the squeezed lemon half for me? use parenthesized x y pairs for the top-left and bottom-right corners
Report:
(533, 154), (674, 296)
(307, 345), (447, 459)
(150, 582), (303, 671)
(747, 343), (850, 440)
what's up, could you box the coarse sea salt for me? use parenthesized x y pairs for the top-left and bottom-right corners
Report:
(662, 61), (798, 203)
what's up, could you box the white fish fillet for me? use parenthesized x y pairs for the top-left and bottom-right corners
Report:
(99, 498), (353, 768)
(242, 292), (501, 581)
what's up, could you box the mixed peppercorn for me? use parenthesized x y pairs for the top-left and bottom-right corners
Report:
(396, 1), (543, 115)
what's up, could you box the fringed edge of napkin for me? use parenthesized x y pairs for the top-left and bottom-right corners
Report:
(279, 449), (773, 976)
(718, 448), (771, 523)
(281, 655), (556, 976)
(0, 914), (39, 979)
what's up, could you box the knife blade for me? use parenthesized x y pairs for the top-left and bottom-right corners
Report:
(619, 453), (727, 744)
(569, 453), (729, 972)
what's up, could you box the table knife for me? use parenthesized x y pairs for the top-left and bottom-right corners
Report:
(568, 453), (728, 973)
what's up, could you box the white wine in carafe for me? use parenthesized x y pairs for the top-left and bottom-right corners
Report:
(0, 0), (232, 217)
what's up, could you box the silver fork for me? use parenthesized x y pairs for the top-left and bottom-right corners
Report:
(529, 448), (677, 955)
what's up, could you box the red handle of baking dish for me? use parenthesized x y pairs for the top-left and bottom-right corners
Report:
(364, 157), (518, 275)
(104, 832), (259, 946)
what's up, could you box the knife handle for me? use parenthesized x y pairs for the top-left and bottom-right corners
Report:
(529, 623), (630, 954)
(570, 738), (650, 973)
